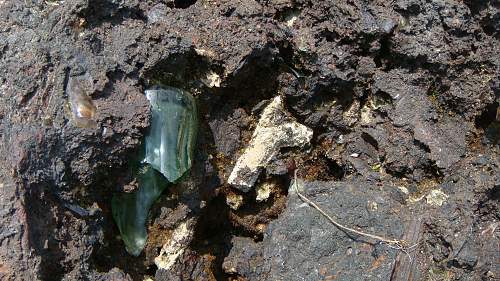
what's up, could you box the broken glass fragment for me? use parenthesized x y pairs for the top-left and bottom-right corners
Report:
(112, 86), (197, 256)
(144, 87), (197, 183)
(112, 165), (168, 256)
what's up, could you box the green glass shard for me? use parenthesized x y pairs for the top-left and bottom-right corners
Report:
(144, 87), (198, 183)
(111, 165), (168, 256)
(111, 86), (197, 256)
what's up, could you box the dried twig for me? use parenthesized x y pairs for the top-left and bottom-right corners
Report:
(293, 170), (418, 252)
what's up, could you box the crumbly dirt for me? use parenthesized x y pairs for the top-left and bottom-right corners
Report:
(0, 0), (498, 280)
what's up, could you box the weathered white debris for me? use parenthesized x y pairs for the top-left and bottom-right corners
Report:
(226, 193), (244, 210)
(284, 9), (300, 27)
(204, 71), (221, 88)
(343, 99), (360, 126)
(425, 189), (449, 206)
(228, 96), (313, 192)
(256, 181), (274, 202)
(155, 219), (195, 270)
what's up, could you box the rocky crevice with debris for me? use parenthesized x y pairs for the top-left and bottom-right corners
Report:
(0, 0), (498, 280)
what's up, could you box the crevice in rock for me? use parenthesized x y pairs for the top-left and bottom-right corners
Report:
(83, 0), (147, 28)
(463, 0), (499, 38)
(273, 6), (301, 24)
(474, 183), (499, 225)
(486, 184), (500, 202)
(183, 45), (302, 279)
(166, 0), (198, 9)
(319, 29), (340, 43)
(475, 102), (498, 130)
(361, 132), (379, 150)
(413, 139), (431, 154)
(375, 44), (448, 74)
(475, 101), (499, 145)
(143, 50), (217, 91)
(301, 146), (348, 181)
(190, 194), (232, 281)
(374, 35), (391, 69)
(189, 176), (289, 280)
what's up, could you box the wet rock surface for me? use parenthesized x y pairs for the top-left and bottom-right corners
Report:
(0, 0), (498, 280)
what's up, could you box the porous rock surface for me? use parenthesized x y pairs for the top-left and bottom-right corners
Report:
(224, 180), (408, 281)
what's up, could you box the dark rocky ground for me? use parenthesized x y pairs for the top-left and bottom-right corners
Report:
(0, 0), (498, 280)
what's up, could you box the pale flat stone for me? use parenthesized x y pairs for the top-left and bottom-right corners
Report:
(228, 96), (313, 192)
(155, 219), (195, 270)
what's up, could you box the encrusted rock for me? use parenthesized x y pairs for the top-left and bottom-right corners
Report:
(414, 118), (467, 170)
(222, 237), (263, 278)
(228, 96), (313, 192)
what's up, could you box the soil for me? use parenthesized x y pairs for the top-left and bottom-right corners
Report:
(0, 0), (498, 280)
